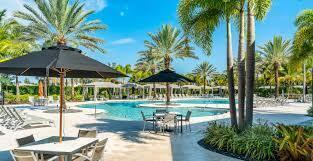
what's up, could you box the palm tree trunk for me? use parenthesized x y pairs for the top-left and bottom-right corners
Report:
(71, 78), (74, 99)
(165, 56), (171, 105)
(203, 76), (206, 94)
(152, 68), (156, 99)
(226, 18), (237, 127)
(303, 63), (306, 102)
(274, 63), (279, 98)
(237, 1), (246, 130)
(245, 2), (255, 127)
(166, 82), (170, 104)
(44, 77), (48, 98)
(16, 75), (19, 100)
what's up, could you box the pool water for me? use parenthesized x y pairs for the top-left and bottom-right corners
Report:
(79, 99), (229, 120)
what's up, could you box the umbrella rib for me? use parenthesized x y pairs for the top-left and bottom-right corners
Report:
(20, 67), (31, 75)
(96, 71), (106, 79)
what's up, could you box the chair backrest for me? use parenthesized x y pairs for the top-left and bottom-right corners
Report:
(10, 150), (37, 161)
(91, 138), (108, 161)
(185, 111), (192, 121)
(156, 109), (167, 114)
(163, 114), (177, 124)
(140, 111), (146, 121)
(78, 129), (97, 138)
(16, 135), (35, 147)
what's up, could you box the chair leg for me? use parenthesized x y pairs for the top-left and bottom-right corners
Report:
(188, 121), (191, 132)
(143, 121), (146, 132)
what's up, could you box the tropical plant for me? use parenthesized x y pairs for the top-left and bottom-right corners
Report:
(259, 36), (292, 98)
(178, 0), (239, 127)
(192, 62), (216, 94)
(115, 64), (132, 83)
(144, 24), (197, 104)
(205, 122), (277, 161)
(273, 124), (313, 161)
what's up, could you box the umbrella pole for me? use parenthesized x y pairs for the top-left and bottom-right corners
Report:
(166, 82), (170, 105)
(59, 70), (64, 143)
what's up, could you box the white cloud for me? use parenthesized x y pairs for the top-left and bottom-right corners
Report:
(120, 11), (124, 16)
(83, 0), (107, 12)
(111, 38), (135, 45)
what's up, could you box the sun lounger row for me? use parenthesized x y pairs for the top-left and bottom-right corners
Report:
(0, 106), (54, 131)
(254, 97), (288, 107)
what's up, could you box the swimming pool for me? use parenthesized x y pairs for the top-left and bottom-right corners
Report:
(79, 99), (229, 120)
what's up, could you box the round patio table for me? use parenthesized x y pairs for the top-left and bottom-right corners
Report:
(153, 112), (183, 133)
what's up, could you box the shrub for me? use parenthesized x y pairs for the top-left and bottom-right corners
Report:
(273, 124), (313, 161)
(204, 122), (277, 161)
(5, 93), (30, 104)
(71, 95), (84, 102)
(307, 106), (313, 117)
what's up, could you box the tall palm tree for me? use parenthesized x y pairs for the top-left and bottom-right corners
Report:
(293, 9), (313, 60)
(136, 48), (162, 98)
(145, 24), (197, 104)
(291, 9), (313, 103)
(259, 36), (291, 98)
(14, 0), (106, 100)
(14, 0), (106, 51)
(245, 0), (272, 127)
(178, 0), (239, 127)
(192, 62), (216, 94)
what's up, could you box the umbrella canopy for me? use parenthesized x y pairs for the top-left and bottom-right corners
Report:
(139, 69), (194, 104)
(0, 45), (125, 78)
(0, 45), (126, 142)
(139, 69), (193, 83)
(84, 82), (122, 88)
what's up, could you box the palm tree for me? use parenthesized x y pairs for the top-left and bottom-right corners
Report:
(14, 0), (106, 100)
(145, 24), (197, 104)
(115, 64), (132, 83)
(178, 0), (239, 127)
(293, 9), (313, 60)
(259, 36), (291, 98)
(14, 0), (106, 51)
(245, 0), (272, 127)
(0, 10), (35, 97)
(192, 62), (216, 94)
(136, 48), (162, 98)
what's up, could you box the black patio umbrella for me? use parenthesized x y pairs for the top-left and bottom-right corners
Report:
(0, 45), (126, 142)
(139, 69), (194, 104)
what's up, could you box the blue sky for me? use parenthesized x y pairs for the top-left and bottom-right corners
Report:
(1, 0), (313, 75)
(85, 0), (313, 74)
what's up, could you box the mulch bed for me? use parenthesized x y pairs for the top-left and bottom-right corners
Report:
(197, 139), (252, 161)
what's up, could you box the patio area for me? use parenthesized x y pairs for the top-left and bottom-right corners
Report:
(0, 101), (311, 161)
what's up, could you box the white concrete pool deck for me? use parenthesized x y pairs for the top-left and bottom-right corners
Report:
(0, 100), (312, 161)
